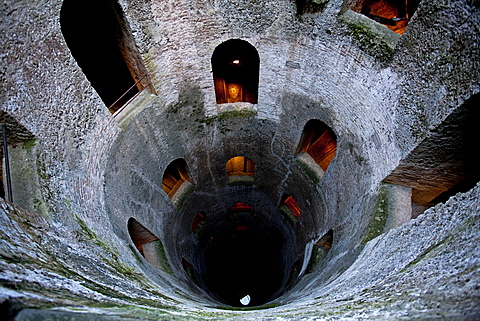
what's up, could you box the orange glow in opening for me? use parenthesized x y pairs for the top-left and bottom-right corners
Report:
(234, 226), (250, 231)
(231, 202), (253, 211)
(226, 156), (255, 176)
(227, 83), (241, 100)
(284, 196), (301, 218)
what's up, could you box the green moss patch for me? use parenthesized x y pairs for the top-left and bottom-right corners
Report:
(296, 158), (320, 185)
(339, 10), (400, 62)
(22, 139), (37, 150)
(362, 186), (389, 244)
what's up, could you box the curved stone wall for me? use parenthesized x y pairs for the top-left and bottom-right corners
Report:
(0, 0), (479, 319)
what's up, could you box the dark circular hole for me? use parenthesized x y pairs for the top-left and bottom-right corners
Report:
(197, 206), (291, 307)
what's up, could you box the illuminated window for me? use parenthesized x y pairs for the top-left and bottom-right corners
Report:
(231, 202), (253, 211)
(211, 39), (259, 104)
(60, 0), (153, 114)
(284, 196), (301, 218)
(162, 158), (192, 200)
(297, 120), (337, 172)
(279, 195), (301, 225)
(127, 218), (172, 274)
(350, 0), (421, 34)
(226, 156), (255, 185)
(226, 156), (255, 177)
(229, 202), (254, 220)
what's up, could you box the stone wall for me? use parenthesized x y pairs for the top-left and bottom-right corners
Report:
(0, 0), (479, 319)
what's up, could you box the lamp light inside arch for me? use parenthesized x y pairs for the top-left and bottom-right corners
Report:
(232, 59), (240, 65)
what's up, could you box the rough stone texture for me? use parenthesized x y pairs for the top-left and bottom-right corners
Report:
(8, 142), (49, 217)
(339, 9), (400, 61)
(391, 0), (480, 152)
(384, 93), (480, 206)
(0, 0), (478, 319)
(382, 183), (412, 231)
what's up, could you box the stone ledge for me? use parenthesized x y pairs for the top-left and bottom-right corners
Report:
(216, 102), (257, 114)
(296, 152), (325, 185)
(113, 90), (158, 130)
(339, 9), (401, 61)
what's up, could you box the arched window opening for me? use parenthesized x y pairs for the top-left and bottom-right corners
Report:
(192, 212), (208, 239)
(127, 218), (172, 274)
(230, 202), (254, 220)
(0, 113), (47, 215)
(297, 119), (337, 175)
(211, 39), (259, 105)
(60, 0), (153, 114)
(306, 230), (333, 274)
(348, 0), (421, 34)
(226, 156), (255, 185)
(230, 202), (253, 211)
(226, 156), (255, 176)
(279, 195), (301, 226)
(162, 159), (193, 204)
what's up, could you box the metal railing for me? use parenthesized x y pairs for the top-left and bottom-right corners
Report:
(2, 124), (12, 202)
(111, 74), (154, 117)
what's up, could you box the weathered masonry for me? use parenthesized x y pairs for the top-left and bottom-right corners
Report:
(0, 0), (479, 320)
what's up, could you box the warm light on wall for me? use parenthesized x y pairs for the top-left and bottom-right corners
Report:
(226, 156), (255, 176)
(227, 83), (242, 102)
(162, 159), (191, 199)
(298, 120), (337, 172)
(284, 196), (301, 218)
(356, 0), (421, 35)
(211, 39), (259, 104)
